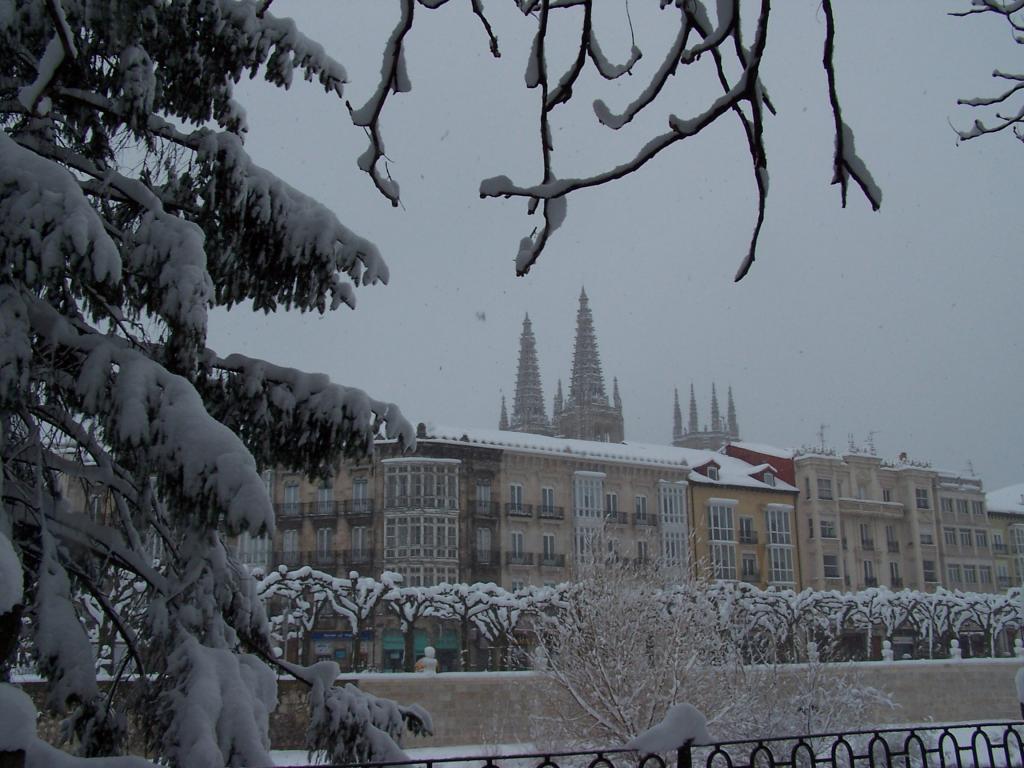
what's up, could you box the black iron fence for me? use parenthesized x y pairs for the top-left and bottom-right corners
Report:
(274, 722), (1024, 768)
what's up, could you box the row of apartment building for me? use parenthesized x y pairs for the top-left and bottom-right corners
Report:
(238, 424), (1024, 598)
(235, 424), (1024, 667)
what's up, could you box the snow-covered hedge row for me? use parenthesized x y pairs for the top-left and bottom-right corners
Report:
(256, 567), (1024, 663)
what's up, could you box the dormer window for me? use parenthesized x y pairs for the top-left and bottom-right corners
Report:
(764, 471), (775, 487)
(707, 465), (720, 481)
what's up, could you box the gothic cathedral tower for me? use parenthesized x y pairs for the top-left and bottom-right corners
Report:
(553, 288), (625, 442)
(671, 383), (740, 450)
(503, 313), (554, 436)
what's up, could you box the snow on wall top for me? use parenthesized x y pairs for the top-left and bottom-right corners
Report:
(403, 424), (796, 492)
(986, 483), (1024, 516)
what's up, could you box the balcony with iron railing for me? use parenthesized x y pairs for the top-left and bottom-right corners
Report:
(538, 505), (565, 520)
(273, 549), (346, 570)
(837, 497), (905, 518)
(604, 510), (628, 525)
(341, 498), (375, 516)
(864, 577), (879, 587)
(276, 501), (304, 518)
(887, 540), (900, 553)
(274, 499), (375, 518)
(313, 549), (338, 568)
(343, 548), (373, 566)
(506, 502), (534, 519)
(633, 513), (657, 526)
(993, 542), (1008, 555)
(540, 553), (567, 568)
(274, 548), (308, 567)
(384, 496), (459, 512)
(309, 500), (338, 517)
(505, 551), (535, 566)
(740, 569), (761, 581)
(859, 538), (875, 551)
(471, 548), (500, 567)
(470, 499), (500, 518)
(738, 530), (758, 545)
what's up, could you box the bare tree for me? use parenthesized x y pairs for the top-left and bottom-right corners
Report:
(531, 560), (889, 748)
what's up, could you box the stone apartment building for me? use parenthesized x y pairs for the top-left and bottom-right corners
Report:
(791, 449), (1008, 593)
(934, 471), (996, 592)
(686, 453), (800, 589)
(985, 483), (1024, 590)
(793, 450), (939, 591)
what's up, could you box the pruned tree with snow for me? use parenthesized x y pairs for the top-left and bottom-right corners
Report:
(0, 1), (426, 765)
(336, 570), (393, 672)
(257, 565), (349, 664)
(430, 581), (496, 671)
(471, 582), (529, 671)
(382, 577), (438, 673)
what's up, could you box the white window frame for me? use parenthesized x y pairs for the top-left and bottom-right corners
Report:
(915, 487), (930, 510)
(283, 529), (299, 558)
(476, 527), (492, 562)
(316, 527), (333, 562)
(541, 486), (555, 513)
(573, 472), (605, 519)
(635, 494), (648, 521)
(542, 533), (556, 560)
(510, 530), (524, 559)
(509, 483), (524, 511)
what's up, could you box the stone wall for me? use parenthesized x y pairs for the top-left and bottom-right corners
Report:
(14, 658), (1024, 752)
(271, 659), (1024, 748)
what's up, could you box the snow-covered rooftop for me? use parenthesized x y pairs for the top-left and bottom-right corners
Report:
(986, 483), (1024, 515)
(724, 440), (794, 460)
(406, 424), (796, 493)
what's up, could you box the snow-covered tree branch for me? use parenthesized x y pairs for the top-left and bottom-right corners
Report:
(1, 2), (415, 765)
(953, 0), (1024, 143)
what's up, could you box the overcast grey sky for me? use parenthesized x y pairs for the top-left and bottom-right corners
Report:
(206, 1), (1023, 489)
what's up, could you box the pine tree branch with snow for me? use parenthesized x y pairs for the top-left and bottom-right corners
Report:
(1, 2), (415, 765)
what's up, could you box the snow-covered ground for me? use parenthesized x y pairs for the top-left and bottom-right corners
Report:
(272, 743), (534, 766)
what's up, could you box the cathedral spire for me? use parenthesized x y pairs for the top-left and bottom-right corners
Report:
(568, 287), (608, 407)
(612, 377), (622, 411)
(673, 388), (683, 442)
(727, 386), (739, 438)
(553, 378), (563, 416)
(688, 383), (699, 434)
(499, 394), (509, 430)
(509, 313), (550, 434)
(710, 383), (721, 432)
